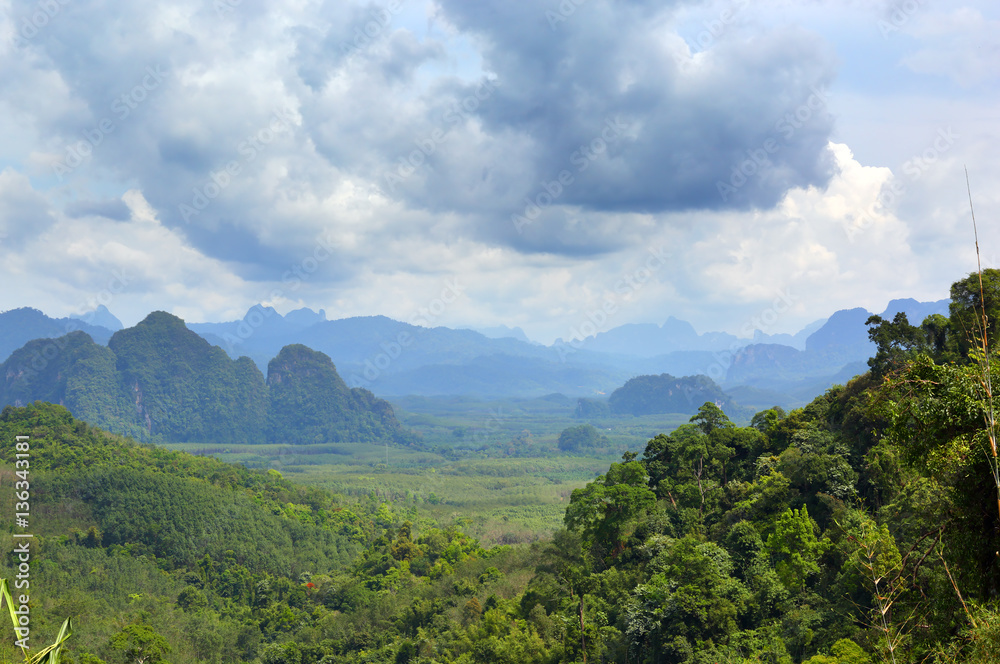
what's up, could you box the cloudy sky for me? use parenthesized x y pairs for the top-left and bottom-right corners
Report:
(1, 0), (997, 344)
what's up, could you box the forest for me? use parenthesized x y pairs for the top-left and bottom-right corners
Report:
(3, 270), (1000, 663)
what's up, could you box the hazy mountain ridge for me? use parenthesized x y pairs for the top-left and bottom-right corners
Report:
(0, 306), (119, 361)
(0, 297), (950, 409)
(726, 298), (950, 393)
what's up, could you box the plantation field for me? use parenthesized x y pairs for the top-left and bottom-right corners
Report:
(164, 394), (691, 545)
(389, 393), (691, 452)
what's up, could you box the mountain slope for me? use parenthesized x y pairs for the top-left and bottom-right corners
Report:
(110, 311), (269, 444)
(266, 344), (416, 445)
(0, 330), (145, 438)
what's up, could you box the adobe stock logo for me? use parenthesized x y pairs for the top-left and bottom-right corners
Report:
(54, 66), (168, 179)
(703, 288), (798, 383)
(339, 1), (405, 56)
(716, 86), (830, 202)
(555, 246), (670, 362)
(179, 108), (297, 223)
(9, 0), (70, 50)
(511, 117), (629, 235)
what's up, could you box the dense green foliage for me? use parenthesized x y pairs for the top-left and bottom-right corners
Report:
(6, 273), (1000, 662)
(0, 313), (413, 446)
(556, 424), (608, 452)
(0, 402), (437, 662)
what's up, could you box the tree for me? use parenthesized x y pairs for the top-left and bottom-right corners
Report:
(921, 313), (955, 360)
(644, 422), (734, 524)
(690, 401), (733, 435)
(109, 623), (171, 664)
(804, 639), (871, 664)
(565, 461), (657, 559)
(844, 514), (908, 664)
(558, 424), (607, 452)
(949, 269), (1000, 358)
(626, 536), (749, 663)
(866, 312), (925, 378)
(765, 506), (828, 594)
(750, 406), (786, 435)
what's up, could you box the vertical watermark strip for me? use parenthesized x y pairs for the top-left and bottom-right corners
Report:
(12, 435), (33, 649)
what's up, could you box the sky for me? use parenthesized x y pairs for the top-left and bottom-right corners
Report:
(0, 0), (997, 345)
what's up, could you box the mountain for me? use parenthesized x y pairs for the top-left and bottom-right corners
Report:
(804, 307), (875, 358)
(266, 344), (414, 445)
(727, 344), (810, 384)
(722, 299), (951, 405)
(363, 352), (634, 397)
(0, 306), (117, 362)
(751, 317), (827, 350)
(0, 330), (147, 438)
(474, 324), (535, 343)
(187, 308), (557, 375)
(71, 304), (124, 331)
(109, 311), (269, 444)
(880, 297), (951, 324)
(0, 312), (413, 445)
(576, 315), (828, 357)
(187, 308), (630, 397)
(607, 373), (734, 417)
(1, 298), (951, 407)
(578, 316), (729, 357)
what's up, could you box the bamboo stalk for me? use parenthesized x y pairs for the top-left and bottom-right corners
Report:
(966, 167), (1000, 523)
(940, 551), (976, 630)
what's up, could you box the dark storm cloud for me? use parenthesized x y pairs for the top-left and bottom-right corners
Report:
(5, 0), (840, 268)
(417, 1), (839, 234)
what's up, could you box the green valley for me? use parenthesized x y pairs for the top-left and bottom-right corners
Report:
(3, 272), (1000, 662)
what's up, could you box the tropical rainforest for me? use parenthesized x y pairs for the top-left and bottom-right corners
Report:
(3, 271), (1000, 663)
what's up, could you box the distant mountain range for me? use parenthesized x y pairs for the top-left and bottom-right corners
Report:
(0, 305), (119, 361)
(0, 297), (950, 412)
(570, 315), (824, 356)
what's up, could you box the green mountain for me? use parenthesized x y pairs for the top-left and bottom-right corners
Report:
(607, 373), (735, 416)
(0, 312), (413, 445)
(108, 311), (268, 444)
(266, 344), (414, 445)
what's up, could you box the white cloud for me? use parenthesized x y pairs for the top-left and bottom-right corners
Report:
(0, 0), (997, 346)
(901, 8), (1000, 86)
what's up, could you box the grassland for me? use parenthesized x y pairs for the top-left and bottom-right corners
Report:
(165, 394), (690, 545)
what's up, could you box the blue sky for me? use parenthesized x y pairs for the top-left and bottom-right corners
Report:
(0, 0), (997, 344)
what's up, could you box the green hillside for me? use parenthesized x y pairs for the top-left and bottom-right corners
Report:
(4, 272), (1000, 662)
(109, 311), (269, 444)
